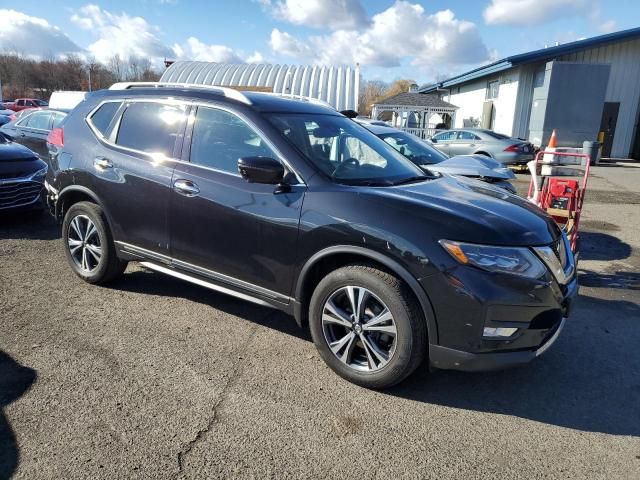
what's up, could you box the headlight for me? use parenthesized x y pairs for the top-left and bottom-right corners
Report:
(30, 166), (48, 181)
(439, 240), (546, 279)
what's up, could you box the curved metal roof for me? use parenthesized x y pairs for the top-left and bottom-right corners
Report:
(161, 61), (361, 111)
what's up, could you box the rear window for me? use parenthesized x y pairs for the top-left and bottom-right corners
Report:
(483, 130), (510, 140)
(115, 102), (186, 156)
(89, 101), (121, 136)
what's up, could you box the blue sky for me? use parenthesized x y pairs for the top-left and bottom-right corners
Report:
(2, 0), (637, 84)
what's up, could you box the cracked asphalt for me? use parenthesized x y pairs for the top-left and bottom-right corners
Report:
(1, 165), (639, 479)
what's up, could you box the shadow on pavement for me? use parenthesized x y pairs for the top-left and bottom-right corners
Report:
(389, 293), (640, 437)
(0, 351), (37, 479)
(0, 211), (59, 241)
(579, 269), (640, 290)
(114, 269), (640, 437)
(109, 269), (310, 342)
(579, 230), (632, 261)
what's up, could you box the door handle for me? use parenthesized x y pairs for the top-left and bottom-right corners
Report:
(173, 179), (200, 197)
(19, 132), (26, 137)
(93, 157), (113, 170)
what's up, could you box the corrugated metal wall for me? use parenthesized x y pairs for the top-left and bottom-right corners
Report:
(160, 61), (360, 111)
(558, 37), (640, 158)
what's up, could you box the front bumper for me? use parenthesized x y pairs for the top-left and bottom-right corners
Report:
(430, 317), (566, 371)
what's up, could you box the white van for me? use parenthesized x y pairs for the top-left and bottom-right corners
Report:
(48, 91), (87, 111)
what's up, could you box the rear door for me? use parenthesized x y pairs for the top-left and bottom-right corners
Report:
(169, 104), (305, 298)
(87, 99), (188, 256)
(15, 110), (53, 158)
(449, 130), (481, 156)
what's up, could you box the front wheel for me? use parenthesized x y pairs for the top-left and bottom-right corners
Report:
(309, 264), (427, 389)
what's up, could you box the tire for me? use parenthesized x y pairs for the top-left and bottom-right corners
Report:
(309, 263), (427, 389)
(62, 201), (127, 284)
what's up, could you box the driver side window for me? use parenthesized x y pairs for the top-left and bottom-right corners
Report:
(190, 107), (277, 175)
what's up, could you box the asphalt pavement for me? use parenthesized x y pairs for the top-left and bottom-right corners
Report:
(1, 165), (639, 479)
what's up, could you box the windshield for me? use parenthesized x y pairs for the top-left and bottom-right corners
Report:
(379, 132), (449, 165)
(267, 113), (427, 186)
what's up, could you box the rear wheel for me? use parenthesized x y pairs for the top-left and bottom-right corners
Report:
(309, 264), (427, 389)
(62, 201), (127, 284)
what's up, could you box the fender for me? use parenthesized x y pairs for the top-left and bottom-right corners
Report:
(55, 185), (116, 232)
(294, 245), (439, 344)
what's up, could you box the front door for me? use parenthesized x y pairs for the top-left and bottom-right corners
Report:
(599, 102), (619, 158)
(169, 105), (304, 298)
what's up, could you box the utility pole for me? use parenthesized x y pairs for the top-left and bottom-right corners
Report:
(87, 66), (92, 92)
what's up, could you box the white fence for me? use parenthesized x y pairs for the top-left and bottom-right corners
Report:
(398, 127), (437, 139)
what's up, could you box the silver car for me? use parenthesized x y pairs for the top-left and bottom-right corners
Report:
(362, 123), (517, 193)
(430, 128), (534, 165)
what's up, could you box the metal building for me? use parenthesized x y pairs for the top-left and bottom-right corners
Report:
(421, 27), (640, 159)
(160, 61), (361, 111)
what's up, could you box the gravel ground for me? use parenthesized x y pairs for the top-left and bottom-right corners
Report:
(1, 165), (639, 479)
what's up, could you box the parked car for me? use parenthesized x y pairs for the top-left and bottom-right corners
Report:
(430, 128), (535, 165)
(3, 98), (49, 112)
(360, 123), (517, 193)
(0, 132), (47, 212)
(45, 83), (576, 388)
(1, 109), (67, 158)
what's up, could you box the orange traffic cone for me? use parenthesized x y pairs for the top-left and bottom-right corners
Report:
(542, 129), (558, 166)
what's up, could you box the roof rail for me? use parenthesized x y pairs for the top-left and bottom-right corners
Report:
(108, 82), (252, 105)
(251, 92), (335, 110)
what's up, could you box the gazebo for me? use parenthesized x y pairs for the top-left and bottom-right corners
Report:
(371, 88), (457, 139)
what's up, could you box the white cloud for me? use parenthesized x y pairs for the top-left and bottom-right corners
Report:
(270, 28), (313, 58)
(71, 4), (173, 63)
(246, 51), (266, 63)
(483, 0), (591, 25)
(0, 9), (83, 58)
(172, 37), (243, 63)
(273, 0), (367, 30)
(270, 2), (489, 69)
(70, 4), (245, 66)
(598, 19), (617, 34)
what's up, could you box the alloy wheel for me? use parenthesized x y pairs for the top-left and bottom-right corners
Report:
(67, 214), (102, 273)
(321, 286), (397, 372)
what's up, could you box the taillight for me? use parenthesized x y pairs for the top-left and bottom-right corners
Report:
(504, 144), (520, 152)
(47, 127), (64, 147)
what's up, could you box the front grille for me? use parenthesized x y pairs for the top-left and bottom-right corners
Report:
(0, 180), (43, 209)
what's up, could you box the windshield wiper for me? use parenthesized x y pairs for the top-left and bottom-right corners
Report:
(390, 175), (429, 186)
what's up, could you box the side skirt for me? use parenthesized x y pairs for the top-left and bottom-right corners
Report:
(139, 261), (294, 315)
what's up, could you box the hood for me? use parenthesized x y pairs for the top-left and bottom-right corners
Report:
(365, 174), (559, 246)
(429, 154), (516, 180)
(0, 140), (45, 180)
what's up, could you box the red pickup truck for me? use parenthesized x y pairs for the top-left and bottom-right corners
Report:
(4, 98), (49, 112)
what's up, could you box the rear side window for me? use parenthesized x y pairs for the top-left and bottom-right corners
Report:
(189, 107), (276, 174)
(23, 112), (52, 130)
(457, 131), (480, 140)
(89, 102), (121, 136)
(115, 102), (186, 156)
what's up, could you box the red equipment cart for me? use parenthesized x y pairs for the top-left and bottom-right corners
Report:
(527, 150), (591, 255)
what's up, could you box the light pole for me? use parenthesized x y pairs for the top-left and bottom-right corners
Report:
(87, 66), (92, 92)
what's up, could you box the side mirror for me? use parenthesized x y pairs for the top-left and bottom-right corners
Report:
(430, 137), (437, 143)
(238, 156), (285, 185)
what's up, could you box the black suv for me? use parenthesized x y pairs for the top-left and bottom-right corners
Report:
(45, 83), (577, 388)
